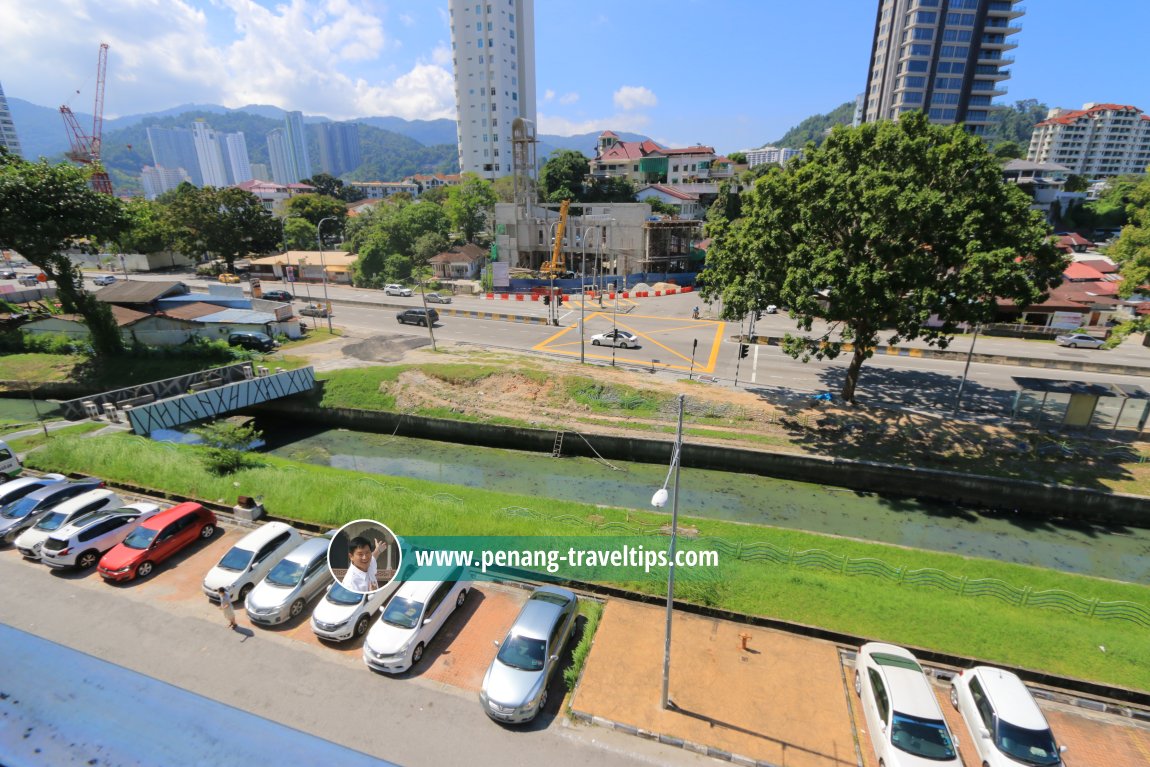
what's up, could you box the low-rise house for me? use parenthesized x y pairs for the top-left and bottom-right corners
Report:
(246, 251), (357, 285)
(636, 184), (706, 220)
(430, 243), (486, 280)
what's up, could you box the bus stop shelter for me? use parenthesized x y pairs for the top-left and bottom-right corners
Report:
(1011, 377), (1150, 436)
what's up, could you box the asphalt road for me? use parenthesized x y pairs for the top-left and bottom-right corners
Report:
(0, 548), (709, 767)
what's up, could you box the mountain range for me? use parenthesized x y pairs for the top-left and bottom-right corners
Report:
(8, 98), (652, 194)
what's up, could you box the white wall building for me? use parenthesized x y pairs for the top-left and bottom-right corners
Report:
(284, 110), (313, 182)
(449, 0), (536, 181)
(224, 132), (253, 184)
(1027, 103), (1150, 178)
(191, 121), (229, 188)
(141, 165), (192, 200)
(744, 146), (802, 168)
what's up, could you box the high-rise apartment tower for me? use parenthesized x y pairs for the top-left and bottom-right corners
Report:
(861, 0), (1023, 134)
(448, 0), (536, 180)
(0, 82), (23, 158)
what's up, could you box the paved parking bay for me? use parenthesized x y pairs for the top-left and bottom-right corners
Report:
(0, 526), (712, 767)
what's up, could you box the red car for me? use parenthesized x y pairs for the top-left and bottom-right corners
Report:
(97, 502), (217, 582)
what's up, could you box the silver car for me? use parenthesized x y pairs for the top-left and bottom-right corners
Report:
(0, 474), (67, 508)
(245, 535), (334, 626)
(479, 585), (578, 724)
(0, 478), (105, 544)
(424, 292), (452, 304)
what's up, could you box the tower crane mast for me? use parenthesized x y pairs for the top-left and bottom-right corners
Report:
(59, 42), (113, 195)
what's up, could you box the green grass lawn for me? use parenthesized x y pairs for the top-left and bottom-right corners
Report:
(21, 431), (1150, 692)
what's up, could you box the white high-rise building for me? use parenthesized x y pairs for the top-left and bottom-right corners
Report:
(0, 81), (23, 158)
(267, 129), (291, 185)
(141, 165), (192, 199)
(449, 0), (536, 180)
(284, 110), (313, 182)
(192, 121), (229, 188)
(1028, 103), (1150, 178)
(223, 132), (253, 184)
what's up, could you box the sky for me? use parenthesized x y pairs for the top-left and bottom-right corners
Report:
(3, 0), (1150, 153)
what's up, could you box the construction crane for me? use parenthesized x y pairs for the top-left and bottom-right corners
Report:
(542, 199), (570, 278)
(60, 42), (113, 195)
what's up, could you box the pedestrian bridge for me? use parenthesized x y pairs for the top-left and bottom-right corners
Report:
(60, 362), (315, 436)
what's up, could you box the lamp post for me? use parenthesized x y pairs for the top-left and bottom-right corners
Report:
(953, 322), (981, 415)
(317, 217), (337, 333)
(651, 393), (685, 711)
(279, 214), (297, 290)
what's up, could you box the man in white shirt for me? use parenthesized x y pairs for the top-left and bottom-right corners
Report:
(342, 535), (388, 593)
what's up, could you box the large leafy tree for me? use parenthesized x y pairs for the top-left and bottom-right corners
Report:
(700, 112), (1064, 403)
(445, 172), (496, 243)
(284, 193), (348, 229)
(348, 200), (449, 285)
(1110, 174), (1150, 298)
(0, 152), (128, 355)
(115, 197), (178, 255)
(539, 149), (588, 202)
(300, 172), (363, 202)
(585, 176), (636, 203)
(167, 186), (279, 271)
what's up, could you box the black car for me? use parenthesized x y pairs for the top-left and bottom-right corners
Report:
(228, 331), (279, 352)
(396, 308), (439, 326)
(0, 269), (15, 280)
(261, 290), (293, 302)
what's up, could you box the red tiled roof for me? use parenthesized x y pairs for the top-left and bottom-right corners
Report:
(661, 146), (715, 156)
(1077, 259), (1118, 274)
(1037, 103), (1143, 126)
(1063, 262), (1105, 280)
(429, 243), (485, 264)
(599, 130), (619, 138)
(641, 184), (698, 201)
(159, 302), (225, 321)
(596, 139), (666, 162)
(1058, 232), (1093, 246)
(109, 305), (153, 327)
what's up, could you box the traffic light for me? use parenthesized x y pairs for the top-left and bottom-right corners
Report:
(739, 343), (750, 359)
(543, 294), (550, 306)
(755, 310), (763, 321)
(557, 293), (564, 304)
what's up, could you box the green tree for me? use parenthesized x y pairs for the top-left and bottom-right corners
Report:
(985, 99), (1049, 147)
(585, 176), (636, 203)
(300, 173), (346, 199)
(491, 175), (517, 203)
(420, 186), (450, 205)
(116, 197), (178, 255)
(0, 152), (128, 356)
(283, 193), (348, 229)
(348, 200), (449, 285)
(539, 149), (588, 202)
(1110, 175), (1150, 298)
(282, 217), (316, 250)
(774, 101), (856, 149)
(700, 113), (1064, 403)
(167, 186), (279, 272)
(727, 151), (748, 165)
(643, 196), (678, 216)
(445, 172), (497, 243)
(191, 421), (264, 475)
(993, 141), (1024, 160)
(1064, 174), (1090, 193)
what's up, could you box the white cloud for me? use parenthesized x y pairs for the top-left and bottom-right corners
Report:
(613, 85), (657, 111)
(559, 92), (580, 105)
(537, 111), (651, 138)
(543, 89), (556, 102)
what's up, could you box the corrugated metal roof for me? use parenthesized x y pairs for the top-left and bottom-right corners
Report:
(94, 280), (189, 304)
(159, 302), (227, 320)
(194, 308), (277, 324)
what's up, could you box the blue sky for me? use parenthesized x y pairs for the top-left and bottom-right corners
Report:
(3, 0), (1148, 153)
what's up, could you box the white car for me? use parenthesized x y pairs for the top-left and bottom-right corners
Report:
(202, 521), (302, 605)
(1055, 333), (1104, 349)
(951, 666), (1066, 767)
(384, 284), (412, 297)
(245, 535), (335, 626)
(363, 570), (471, 674)
(15, 489), (125, 559)
(40, 502), (162, 569)
(854, 642), (960, 767)
(311, 577), (404, 642)
(590, 329), (639, 349)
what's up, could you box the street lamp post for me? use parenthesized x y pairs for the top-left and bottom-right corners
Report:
(953, 322), (981, 414)
(317, 217), (337, 333)
(279, 215), (296, 290)
(651, 393), (685, 711)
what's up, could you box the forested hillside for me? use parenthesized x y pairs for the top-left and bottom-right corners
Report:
(774, 101), (856, 148)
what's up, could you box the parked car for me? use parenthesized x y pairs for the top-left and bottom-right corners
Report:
(1055, 333), (1104, 349)
(765, 304), (778, 314)
(0, 269), (16, 279)
(261, 289), (293, 302)
(0, 478), (106, 544)
(590, 329), (639, 349)
(97, 501), (217, 582)
(299, 303), (332, 318)
(228, 331), (279, 352)
(15, 489), (125, 559)
(245, 534), (335, 626)
(202, 521), (302, 605)
(18, 274), (42, 286)
(93, 274), (117, 286)
(396, 308), (439, 327)
(311, 577), (404, 642)
(384, 284), (413, 297)
(854, 642), (960, 767)
(424, 292), (452, 304)
(951, 666), (1066, 767)
(218, 273), (241, 284)
(0, 440), (19, 478)
(363, 568), (471, 674)
(0, 474), (67, 507)
(479, 585), (578, 724)
(41, 502), (162, 570)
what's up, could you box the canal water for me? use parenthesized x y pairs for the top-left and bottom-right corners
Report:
(260, 424), (1150, 584)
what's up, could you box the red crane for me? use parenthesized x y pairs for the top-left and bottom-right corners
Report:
(60, 42), (113, 195)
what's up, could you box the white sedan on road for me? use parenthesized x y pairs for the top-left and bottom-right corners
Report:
(590, 329), (639, 349)
(1055, 333), (1104, 349)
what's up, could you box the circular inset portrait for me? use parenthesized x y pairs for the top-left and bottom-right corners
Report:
(327, 519), (401, 594)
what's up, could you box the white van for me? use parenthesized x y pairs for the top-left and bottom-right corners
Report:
(0, 441), (21, 479)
